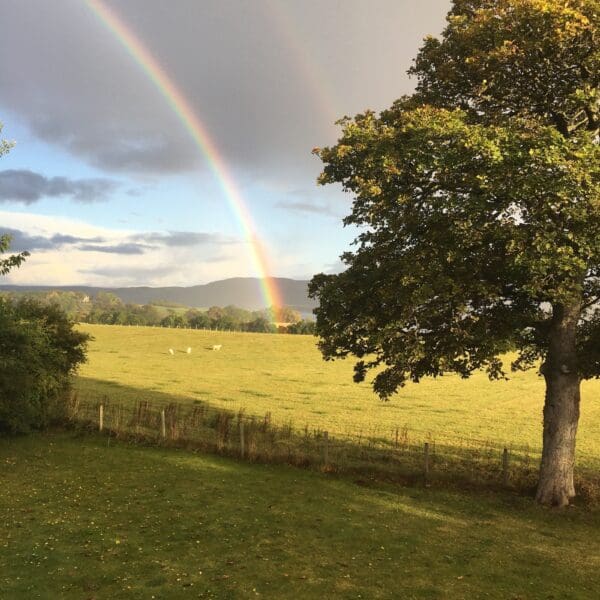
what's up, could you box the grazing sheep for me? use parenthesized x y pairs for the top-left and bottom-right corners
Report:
(212, 344), (222, 351)
(186, 347), (192, 354)
(168, 348), (174, 355)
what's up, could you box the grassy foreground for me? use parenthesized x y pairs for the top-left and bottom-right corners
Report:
(1, 432), (599, 599)
(75, 325), (600, 467)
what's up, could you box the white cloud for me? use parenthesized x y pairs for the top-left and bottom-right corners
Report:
(0, 211), (255, 286)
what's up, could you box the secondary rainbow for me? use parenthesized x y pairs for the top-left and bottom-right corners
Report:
(85, 0), (283, 311)
(262, 0), (340, 128)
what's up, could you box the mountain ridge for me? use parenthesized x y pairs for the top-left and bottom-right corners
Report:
(0, 277), (317, 315)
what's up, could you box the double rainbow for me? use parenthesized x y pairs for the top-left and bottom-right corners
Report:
(86, 0), (283, 311)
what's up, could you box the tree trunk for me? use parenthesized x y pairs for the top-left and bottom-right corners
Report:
(536, 302), (581, 507)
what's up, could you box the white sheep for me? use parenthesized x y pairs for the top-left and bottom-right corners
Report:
(186, 347), (192, 354)
(212, 344), (222, 351)
(168, 348), (174, 355)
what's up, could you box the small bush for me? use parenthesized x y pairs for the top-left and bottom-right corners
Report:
(0, 298), (89, 434)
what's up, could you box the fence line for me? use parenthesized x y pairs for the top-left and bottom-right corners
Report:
(67, 395), (600, 498)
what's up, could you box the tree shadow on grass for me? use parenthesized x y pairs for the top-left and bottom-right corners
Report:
(72, 376), (600, 505)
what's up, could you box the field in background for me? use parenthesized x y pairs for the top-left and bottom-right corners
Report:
(2, 432), (599, 599)
(149, 303), (195, 318)
(75, 324), (600, 470)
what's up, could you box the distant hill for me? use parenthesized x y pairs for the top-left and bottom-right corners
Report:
(0, 277), (317, 315)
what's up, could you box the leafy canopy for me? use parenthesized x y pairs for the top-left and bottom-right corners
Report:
(309, 0), (599, 398)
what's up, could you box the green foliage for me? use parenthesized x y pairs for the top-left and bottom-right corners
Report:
(0, 285), (305, 333)
(272, 305), (302, 323)
(79, 297), (305, 332)
(93, 291), (124, 311)
(206, 305), (226, 322)
(0, 298), (88, 433)
(185, 309), (212, 329)
(310, 0), (600, 398)
(245, 316), (277, 333)
(0, 235), (29, 277)
(2, 290), (93, 321)
(86, 299), (162, 326)
(0, 125), (12, 157)
(412, 0), (599, 135)
(287, 319), (316, 334)
(160, 313), (187, 328)
(40, 290), (90, 321)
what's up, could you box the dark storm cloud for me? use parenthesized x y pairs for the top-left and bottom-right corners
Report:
(0, 0), (448, 180)
(0, 227), (104, 252)
(0, 169), (119, 203)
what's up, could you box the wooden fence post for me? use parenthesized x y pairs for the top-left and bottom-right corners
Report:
(424, 442), (430, 485)
(502, 447), (509, 486)
(240, 420), (245, 459)
(323, 431), (329, 466)
(395, 427), (399, 449)
(161, 409), (166, 439)
(99, 404), (104, 432)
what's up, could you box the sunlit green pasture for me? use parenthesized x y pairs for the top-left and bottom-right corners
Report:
(2, 432), (599, 599)
(75, 324), (600, 467)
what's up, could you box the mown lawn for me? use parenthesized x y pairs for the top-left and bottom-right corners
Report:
(75, 325), (600, 468)
(1, 432), (599, 599)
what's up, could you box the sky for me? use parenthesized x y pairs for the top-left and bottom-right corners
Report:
(0, 0), (449, 288)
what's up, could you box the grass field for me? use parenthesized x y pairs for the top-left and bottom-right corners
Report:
(2, 432), (600, 599)
(149, 304), (193, 317)
(75, 324), (600, 468)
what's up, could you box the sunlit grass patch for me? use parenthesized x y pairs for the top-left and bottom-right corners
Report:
(1, 433), (599, 599)
(75, 324), (600, 469)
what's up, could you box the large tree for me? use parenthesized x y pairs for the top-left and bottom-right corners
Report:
(309, 0), (599, 506)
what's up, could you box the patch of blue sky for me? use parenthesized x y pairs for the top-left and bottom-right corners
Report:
(1, 115), (100, 179)
(1, 111), (351, 277)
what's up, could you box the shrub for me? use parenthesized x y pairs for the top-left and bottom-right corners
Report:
(0, 298), (89, 433)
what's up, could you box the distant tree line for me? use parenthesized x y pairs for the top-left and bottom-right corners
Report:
(0, 289), (316, 334)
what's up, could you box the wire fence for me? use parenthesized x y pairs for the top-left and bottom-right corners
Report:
(68, 395), (600, 501)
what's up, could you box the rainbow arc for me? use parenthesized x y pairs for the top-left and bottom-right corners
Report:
(86, 0), (283, 311)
